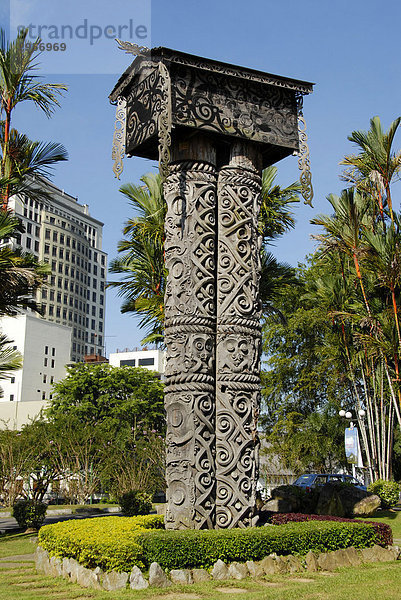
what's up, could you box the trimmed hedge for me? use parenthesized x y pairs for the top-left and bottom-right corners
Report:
(38, 515), (164, 572)
(270, 512), (393, 547)
(138, 521), (377, 570)
(13, 499), (47, 530)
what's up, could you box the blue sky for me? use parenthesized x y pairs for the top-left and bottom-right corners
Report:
(2, 0), (401, 354)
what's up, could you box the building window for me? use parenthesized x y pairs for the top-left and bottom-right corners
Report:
(51, 359), (55, 368)
(139, 358), (155, 366)
(34, 240), (39, 252)
(42, 289), (47, 299)
(26, 237), (31, 249)
(42, 392), (46, 400)
(43, 374), (47, 383)
(35, 226), (40, 237)
(45, 229), (50, 239)
(121, 359), (136, 367)
(44, 358), (48, 367)
(99, 308), (103, 319)
(53, 231), (58, 242)
(10, 394), (14, 401)
(93, 279), (97, 289)
(50, 376), (54, 384)
(52, 348), (55, 356)
(44, 244), (50, 254)
(100, 295), (104, 305)
(92, 306), (96, 316)
(49, 306), (54, 316)
(11, 377), (15, 384)
(45, 346), (49, 354)
(92, 292), (96, 302)
(52, 246), (57, 256)
(91, 319), (95, 330)
(50, 290), (55, 301)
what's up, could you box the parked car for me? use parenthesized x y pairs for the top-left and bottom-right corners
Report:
(293, 473), (367, 492)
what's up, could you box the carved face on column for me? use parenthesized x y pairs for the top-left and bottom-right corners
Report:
(218, 335), (254, 373)
(166, 333), (214, 375)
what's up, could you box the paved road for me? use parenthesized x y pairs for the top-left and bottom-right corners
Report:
(0, 510), (123, 533)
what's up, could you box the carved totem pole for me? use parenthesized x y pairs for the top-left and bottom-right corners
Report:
(110, 46), (313, 529)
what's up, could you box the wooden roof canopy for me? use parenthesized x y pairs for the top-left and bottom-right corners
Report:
(110, 46), (314, 169)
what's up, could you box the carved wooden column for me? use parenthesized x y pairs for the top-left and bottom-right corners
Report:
(215, 142), (262, 528)
(163, 136), (217, 529)
(110, 46), (313, 529)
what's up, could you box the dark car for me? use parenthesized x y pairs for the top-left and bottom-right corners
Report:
(293, 473), (367, 492)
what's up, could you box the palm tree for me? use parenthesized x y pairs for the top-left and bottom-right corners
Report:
(0, 210), (49, 316)
(0, 124), (68, 204)
(311, 189), (372, 314)
(0, 27), (67, 209)
(340, 116), (401, 223)
(108, 174), (165, 346)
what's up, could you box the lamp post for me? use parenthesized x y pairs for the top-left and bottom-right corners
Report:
(339, 409), (366, 479)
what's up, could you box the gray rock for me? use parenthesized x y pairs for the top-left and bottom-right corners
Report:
(316, 482), (380, 518)
(102, 570), (128, 591)
(246, 560), (264, 578)
(353, 495), (381, 517)
(317, 551), (340, 572)
(49, 556), (63, 577)
(274, 555), (288, 574)
(331, 549), (352, 568)
(388, 545), (401, 560)
(149, 562), (171, 587)
(211, 559), (230, 580)
(62, 557), (72, 579)
(34, 546), (51, 575)
(170, 569), (193, 584)
(260, 555), (276, 574)
(191, 568), (210, 583)
(76, 564), (102, 589)
(130, 566), (149, 590)
(286, 555), (303, 573)
(305, 550), (319, 572)
(68, 558), (81, 583)
(343, 546), (361, 566)
(228, 562), (248, 580)
(360, 544), (397, 563)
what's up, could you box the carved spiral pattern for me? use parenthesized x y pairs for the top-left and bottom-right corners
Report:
(164, 159), (217, 530)
(215, 159), (262, 529)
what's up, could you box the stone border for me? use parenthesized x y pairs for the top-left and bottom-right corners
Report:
(35, 544), (400, 591)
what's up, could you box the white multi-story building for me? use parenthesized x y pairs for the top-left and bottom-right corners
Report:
(0, 314), (71, 404)
(8, 177), (107, 362)
(109, 348), (166, 374)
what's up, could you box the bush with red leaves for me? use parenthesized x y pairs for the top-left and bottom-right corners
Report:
(270, 513), (392, 547)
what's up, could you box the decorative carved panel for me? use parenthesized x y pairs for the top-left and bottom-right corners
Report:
(164, 161), (217, 529)
(215, 156), (262, 528)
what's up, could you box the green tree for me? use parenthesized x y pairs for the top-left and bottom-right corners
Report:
(0, 27), (67, 209)
(47, 363), (165, 437)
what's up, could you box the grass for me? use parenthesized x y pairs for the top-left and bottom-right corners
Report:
(0, 532), (37, 558)
(0, 511), (400, 600)
(359, 508), (401, 540)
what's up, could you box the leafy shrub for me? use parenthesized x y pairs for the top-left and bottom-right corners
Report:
(119, 491), (153, 516)
(12, 499), (47, 530)
(368, 480), (400, 509)
(138, 520), (376, 570)
(269, 512), (392, 546)
(39, 514), (164, 572)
